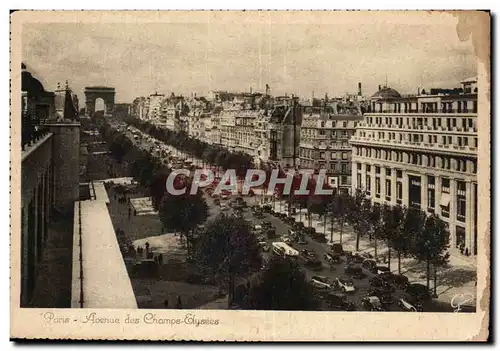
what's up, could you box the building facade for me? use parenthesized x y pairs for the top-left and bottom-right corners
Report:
(300, 107), (362, 192)
(351, 79), (478, 255)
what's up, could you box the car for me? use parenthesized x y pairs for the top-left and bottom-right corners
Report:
(281, 236), (292, 245)
(334, 277), (356, 293)
(324, 293), (356, 311)
(297, 236), (308, 245)
(304, 227), (316, 235)
(311, 276), (334, 290)
(331, 243), (345, 256)
(312, 233), (327, 243)
(324, 252), (342, 265)
(262, 205), (272, 213)
(261, 221), (272, 228)
(369, 276), (395, 293)
(258, 242), (270, 252)
(380, 273), (409, 289)
(362, 296), (385, 311)
(406, 283), (432, 301)
(344, 265), (366, 279)
(398, 297), (423, 312)
(253, 224), (263, 233)
(347, 253), (366, 264)
(362, 259), (377, 272)
(293, 222), (306, 230)
(373, 266), (391, 275)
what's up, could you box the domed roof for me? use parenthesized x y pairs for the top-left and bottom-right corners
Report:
(22, 70), (46, 95)
(371, 87), (401, 100)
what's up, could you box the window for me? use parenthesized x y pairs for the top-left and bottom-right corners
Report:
(366, 165), (371, 172)
(397, 170), (402, 178)
(375, 177), (381, 197)
(341, 163), (348, 173)
(366, 175), (371, 192)
(320, 152), (325, 160)
(442, 178), (450, 192)
(457, 182), (466, 222)
(341, 175), (348, 185)
(385, 179), (391, 199)
(343, 122), (347, 128)
(331, 152), (337, 160)
(357, 163), (361, 170)
(396, 181), (403, 203)
(428, 188), (435, 211)
(331, 163), (337, 171)
(357, 173), (362, 188)
(386, 168), (391, 176)
(342, 152), (348, 160)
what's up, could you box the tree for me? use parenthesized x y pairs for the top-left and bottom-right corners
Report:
(369, 204), (383, 259)
(346, 189), (372, 251)
(150, 169), (171, 211)
(412, 213), (450, 290)
(329, 192), (349, 245)
(195, 214), (262, 308)
(382, 204), (408, 272)
(244, 256), (319, 310)
(159, 181), (208, 254)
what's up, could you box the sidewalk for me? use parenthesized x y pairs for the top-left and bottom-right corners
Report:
(268, 200), (477, 306)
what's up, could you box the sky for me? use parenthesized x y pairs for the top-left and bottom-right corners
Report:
(21, 13), (477, 104)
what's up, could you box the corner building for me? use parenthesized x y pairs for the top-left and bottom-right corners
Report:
(351, 79), (478, 256)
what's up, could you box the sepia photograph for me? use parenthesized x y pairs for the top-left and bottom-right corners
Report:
(10, 10), (490, 341)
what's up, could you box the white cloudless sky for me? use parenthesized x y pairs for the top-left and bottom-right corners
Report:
(21, 12), (476, 104)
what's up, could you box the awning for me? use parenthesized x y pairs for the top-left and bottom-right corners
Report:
(440, 193), (451, 207)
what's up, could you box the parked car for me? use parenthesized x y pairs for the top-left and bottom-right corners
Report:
(262, 205), (272, 213)
(281, 235), (292, 245)
(398, 297), (423, 312)
(369, 276), (395, 293)
(312, 233), (327, 243)
(406, 283), (432, 301)
(325, 293), (356, 311)
(304, 227), (317, 236)
(367, 286), (394, 305)
(293, 222), (306, 230)
(345, 252), (364, 263)
(258, 241), (270, 252)
(361, 260), (377, 273)
(311, 276), (334, 290)
(331, 243), (345, 256)
(362, 296), (385, 311)
(253, 224), (263, 233)
(334, 277), (356, 293)
(373, 266), (391, 275)
(324, 252), (342, 265)
(261, 221), (272, 229)
(344, 265), (366, 279)
(285, 216), (296, 225)
(297, 236), (308, 245)
(380, 273), (409, 289)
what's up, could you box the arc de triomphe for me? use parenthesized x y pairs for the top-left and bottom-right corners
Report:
(84, 86), (115, 116)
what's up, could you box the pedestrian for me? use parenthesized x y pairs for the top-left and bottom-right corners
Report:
(134, 209), (137, 216)
(464, 248), (469, 256)
(164, 299), (169, 308)
(176, 296), (182, 309)
(158, 253), (163, 265)
(459, 243), (464, 255)
(128, 207), (131, 219)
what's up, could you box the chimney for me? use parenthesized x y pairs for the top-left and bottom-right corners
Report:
(378, 84), (381, 91)
(250, 87), (253, 94)
(358, 82), (362, 96)
(266, 84), (270, 96)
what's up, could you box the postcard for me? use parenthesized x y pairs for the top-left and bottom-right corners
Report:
(10, 10), (490, 341)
